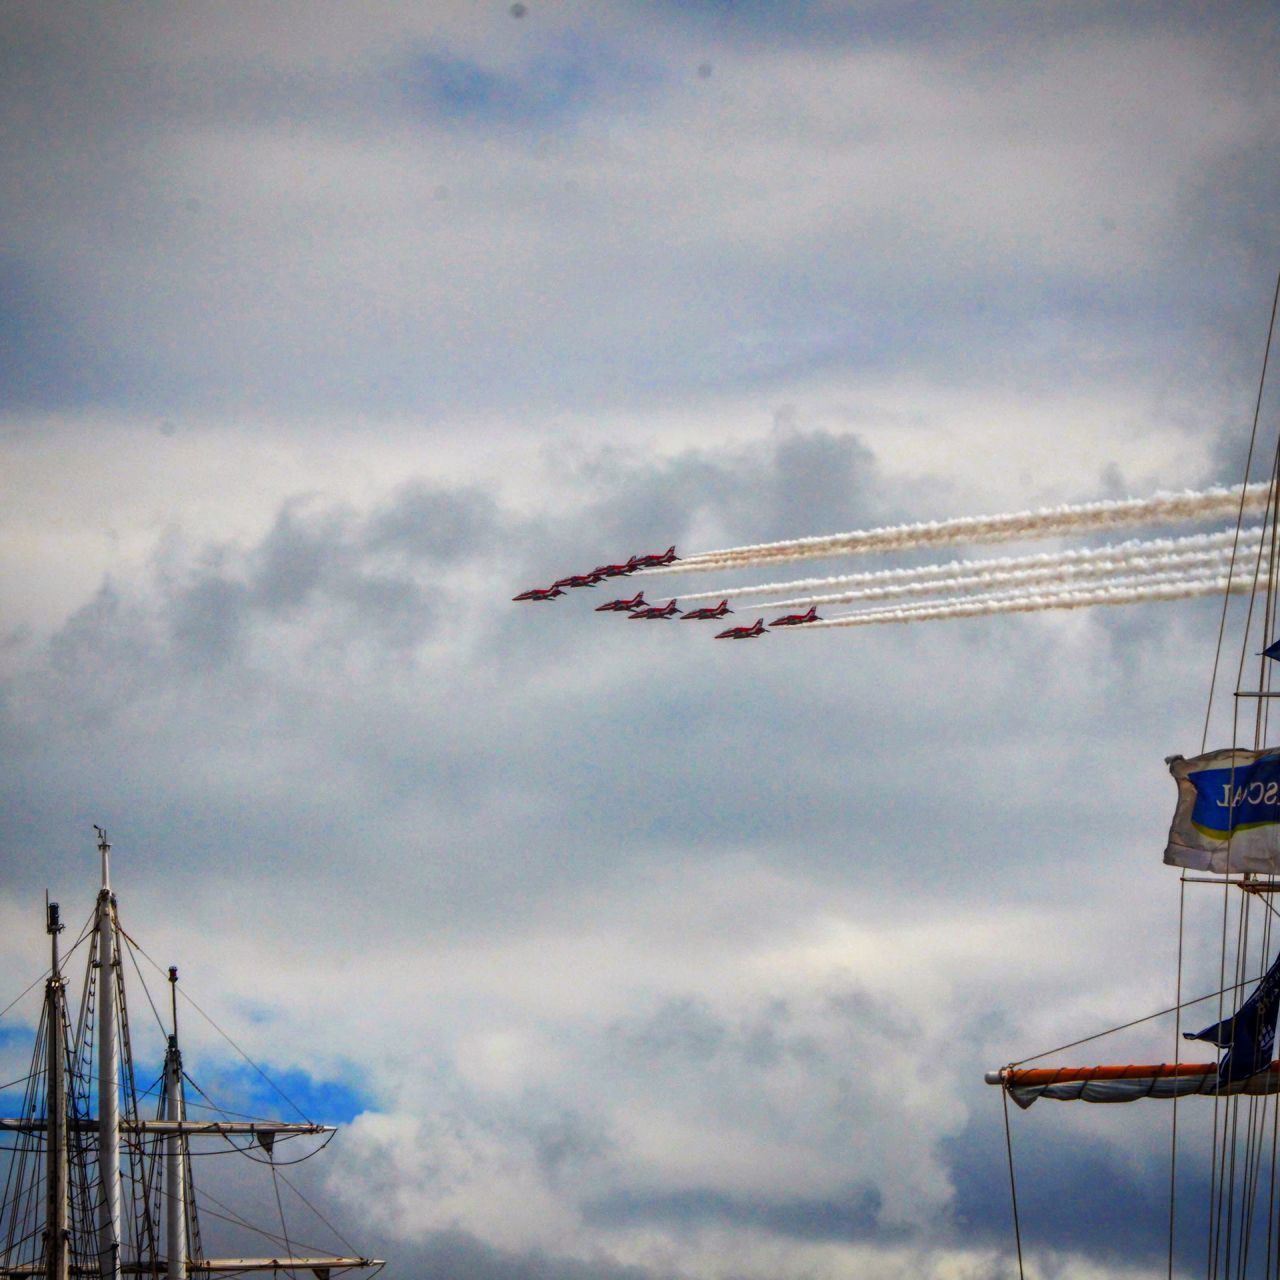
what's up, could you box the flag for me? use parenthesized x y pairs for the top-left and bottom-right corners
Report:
(1185, 947), (1280, 1087)
(1264, 638), (1280, 661)
(1165, 748), (1280, 873)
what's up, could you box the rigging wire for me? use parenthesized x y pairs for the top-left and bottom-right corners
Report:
(1000, 275), (1280, 1274)
(268, 1148), (296, 1279)
(122, 929), (316, 1125)
(179, 1071), (338, 1155)
(271, 1163), (361, 1257)
(121, 933), (170, 1046)
(1184, 269), (1280, 1280)
(0, 973), (50, 1026)
(1168, 875), (1187, 1280)
(1001, 1083), (1025, 1280)
(1009, 973), (1278, 1068)
(0, 894), (372, 1280)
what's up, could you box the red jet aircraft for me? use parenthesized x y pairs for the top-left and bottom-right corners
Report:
(512, 586), (565, 602)
(769, 606), (821, 626)
(552, 573), (603, 590)
(715, 618), (766, 639)
(682, 600), (732, 620)
(628, 545), (679, 570)
(630, 600), (681, 619)
(595, 593), (646, 613)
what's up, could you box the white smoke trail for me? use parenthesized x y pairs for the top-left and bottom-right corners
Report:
(675, 527), (1261, 605)
(789, 572), (1251, 631)
(797, 564), (1226, 620)
(644, 483), (1270, 576)
(814, 565), (1223, 614)
(755, 543), (1249, 612)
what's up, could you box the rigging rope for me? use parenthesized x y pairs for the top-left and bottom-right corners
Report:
(1009, 972), (1275, 1068)
(1001, 1083), (1025, 1280)
(123, 930), (316, 1125)
(1168, 874), (1187, 1280)
(1207, 270), (1280, 1280)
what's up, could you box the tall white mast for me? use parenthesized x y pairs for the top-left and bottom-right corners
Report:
(95, 827), (122, 1280)
(165, 967), (187, 1280)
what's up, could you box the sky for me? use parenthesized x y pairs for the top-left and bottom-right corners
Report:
(2, 4), (1280, 1278)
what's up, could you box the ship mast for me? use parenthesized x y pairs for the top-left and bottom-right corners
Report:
(95, 827), (122, 1280)
(2, 833), (385, 1280)
(165, 968), (185, 1280)
(45, 900), (68, 1280)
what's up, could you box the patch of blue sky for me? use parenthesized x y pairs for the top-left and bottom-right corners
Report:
(0, 256), (118, 413)
(0, 1025), (38, 1113)
(657, 0), (963, 45)
(400, 34), (666, 132)
(662, 0), (1179, 47)
(233, 1000), (277, 1027)
(183, 1059), (373, 1125)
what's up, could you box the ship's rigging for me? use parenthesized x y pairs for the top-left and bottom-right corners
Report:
(988, 273), (1280, 1278)
(0, 830), (383, 1280)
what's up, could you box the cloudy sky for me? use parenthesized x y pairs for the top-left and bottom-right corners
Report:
(3, 4), (1280, 1278)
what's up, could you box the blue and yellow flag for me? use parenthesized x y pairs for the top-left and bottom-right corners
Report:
(1166, 748), (1280, 874)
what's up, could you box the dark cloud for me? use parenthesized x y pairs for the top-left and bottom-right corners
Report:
(387, 1229), (661, 1280)
(583, 1185), (890, 1244)
(940, 1102), (1226, 1270)
(661, 0), (1275, 52)
(1, 4), (1275, 417)
(4, 6), (1275, 1273)
(561, 426), (886, 560)
(610, 998), (728, 1064)
(364, 483), (500, 562)
(0, 426), (1219, 922)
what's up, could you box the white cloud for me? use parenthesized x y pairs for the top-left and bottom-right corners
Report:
(3, 6), (1276, 1277)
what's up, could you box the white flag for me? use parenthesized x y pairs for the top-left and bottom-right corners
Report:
(1165, 748), (1280, 874)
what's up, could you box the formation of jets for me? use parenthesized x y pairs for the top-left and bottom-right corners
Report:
(512, 545), (823, 640)
(512, 546), (678, 603)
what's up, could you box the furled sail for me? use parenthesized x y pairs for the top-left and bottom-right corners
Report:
(987, 1062), (1280, 1109)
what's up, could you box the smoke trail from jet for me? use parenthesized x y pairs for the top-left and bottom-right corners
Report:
(791, 571), (1250, 631)
(806, 564), (1224, 617)
(644, 484), (1270, 576)
(753, 543), (1250, 612)
(675, 528), (1261, 605)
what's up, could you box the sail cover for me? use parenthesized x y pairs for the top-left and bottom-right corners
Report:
(1165, 748), (1280, 873)
(989, 1063), (1280, 1109)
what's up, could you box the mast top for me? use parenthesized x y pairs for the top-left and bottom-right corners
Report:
(47, 896), (63, 979)
(95, 825), (111, 892)
(169, 965), (179, 1043)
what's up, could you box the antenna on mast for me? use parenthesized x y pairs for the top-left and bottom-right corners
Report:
(169, 966), (179, 1040)
(47, 896), (63, 975)
(94, 825), (111, 892)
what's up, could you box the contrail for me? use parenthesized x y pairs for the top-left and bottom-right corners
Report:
(644, 483), (1270, 575)
(674, 527), (1261, 605)
(798, 565), (1228, 620)
(751, 543), (1251, 612)
(789, 571), (1251, 631)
